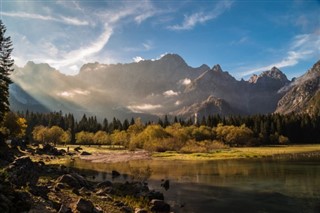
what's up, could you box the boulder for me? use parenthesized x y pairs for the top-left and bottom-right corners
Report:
(58, 204), (72, 213)
(135, 208), (148, 213)
(146, 190), (164, 201)
(80, 151), (91, 156)
(96, 180), (112, 188)
(71, 173), (90, 188)
(56, 173), (89, 189)
(74, 147), (83, 152)
(36, 144), (64, 156)
(74, 198), (94, 213)
(57, 174), (81, 189)
(6, 156), (40, 187)
(150, 199), (170, 213)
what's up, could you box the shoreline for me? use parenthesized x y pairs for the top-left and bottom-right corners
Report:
(58, 144), (320, 164)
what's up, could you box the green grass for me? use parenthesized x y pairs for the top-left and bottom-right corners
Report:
(152, 144), (320, 161)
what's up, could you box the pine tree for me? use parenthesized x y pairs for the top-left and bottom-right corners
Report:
(0, 20), (14, 123)
(122, 119), (129, 130)
(163, 115), (170, 127)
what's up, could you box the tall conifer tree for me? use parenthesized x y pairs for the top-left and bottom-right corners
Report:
(0, 20), (14, 123)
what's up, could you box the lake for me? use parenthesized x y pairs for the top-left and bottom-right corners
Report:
(67, 158), (320, 213)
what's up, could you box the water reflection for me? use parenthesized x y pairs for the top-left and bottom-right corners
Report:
(67, 158), (320, 213)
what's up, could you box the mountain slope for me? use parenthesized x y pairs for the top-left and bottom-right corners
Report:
(172, 95), (240, 118)
(275, 60), (320, 115)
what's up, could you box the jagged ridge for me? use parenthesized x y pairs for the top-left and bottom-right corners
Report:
(9, 54), (318, 120)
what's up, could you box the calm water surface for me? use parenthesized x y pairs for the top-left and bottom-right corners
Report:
(67, 158), (320, 213)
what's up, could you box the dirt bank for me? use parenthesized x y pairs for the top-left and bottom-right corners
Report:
(79, 150), (152, 163)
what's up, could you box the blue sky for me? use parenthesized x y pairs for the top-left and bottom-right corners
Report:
(1, 0), (319, 79)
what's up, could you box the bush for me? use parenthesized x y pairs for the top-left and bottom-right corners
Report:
(180, 140), (228, 153)
(180, 140), (208, 153)
(143, 138), (180, 152)
(279, 135), (289, 144)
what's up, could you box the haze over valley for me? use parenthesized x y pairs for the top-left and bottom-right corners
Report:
(9, 55), (320, 121)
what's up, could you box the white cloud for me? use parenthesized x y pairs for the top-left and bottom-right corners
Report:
(133, 1), (173, 24)
(58, 91), (74, 98)
(131, 52), (170, 62)
(134, 2), (156, 24)
(150, 52), (170, 61)
(175, 100), (181, 106)
(60, 16), (89, 26)
(163, 90), (179, 97)
(99, 1), (157, 25)
(169, 12), (212, 30)
(230, 36), (249, 46)
(41, 41), (59, 57)
(125, 41), (153, 52)
(133, 56), (145, 62)
(128, 104), (162, 113)
(65, 25), (113, 62)
(41, 24), (113, 71)
(56, 0), (85, 12)
(57, 89), (90, 98)
(74, 89), (90, 95)
(179, 78), (191, 86)
(159, 53), (169, 58)
(168, 0), (233, 30)
(241, 31), (320, 77)
(142, 41), (153, 50)
(69, 65), (79, 72)
(135, 11), (155, 24)
(0, 11), (89, 26)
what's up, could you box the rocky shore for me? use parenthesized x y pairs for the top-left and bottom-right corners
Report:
(0, 145), (171, 213)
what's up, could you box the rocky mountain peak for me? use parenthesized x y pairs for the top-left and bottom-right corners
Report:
(159, 53), (187, 66)
(306, 60), (320, 76)
(248, 74), (258, 83)
(79, 62), (101, 73)
(22, 61), (57, 74)
(270, 66), (280, 72)
(199, 64), (210, 71)
(212, 64), (222, 73)
(262, 67), (288, 80)
(249, 67), (289, 84)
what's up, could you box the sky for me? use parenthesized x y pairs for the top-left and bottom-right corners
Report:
(1, 0), (319, 79)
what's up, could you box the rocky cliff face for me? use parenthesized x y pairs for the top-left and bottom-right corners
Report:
(9, 54), (317, 120)
(173, 95), (239, 118)
(275, 60), (320, 115)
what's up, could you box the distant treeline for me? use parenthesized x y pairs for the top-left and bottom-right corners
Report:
(18, 111), (320, 146)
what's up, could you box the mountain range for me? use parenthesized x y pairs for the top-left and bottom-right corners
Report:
(9, 54), (320, 121)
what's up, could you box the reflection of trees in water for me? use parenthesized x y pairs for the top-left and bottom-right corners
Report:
(102, 172), (107, 180)
(161, 179), (170, 191)
(129, 165), (152, 182)
(68, 158), (320, 198)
